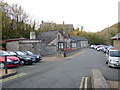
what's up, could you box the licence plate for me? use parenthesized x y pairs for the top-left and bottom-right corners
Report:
(14, 61), (19, 64)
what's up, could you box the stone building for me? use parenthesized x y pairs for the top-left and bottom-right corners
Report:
(111, 33), (120, 49)
(69, 36), (88, 48)
(37, 30), (70, 50)
(39, 21), (74, 31)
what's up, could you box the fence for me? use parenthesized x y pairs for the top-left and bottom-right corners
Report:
(63, 48), (81, 57)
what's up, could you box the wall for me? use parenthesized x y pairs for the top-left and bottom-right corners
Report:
(81, 41), (88, 48)
(113, 40), (120, 49)
(48, 32), (64, 46)
(37, 43), (58, 56)
(6, 40), (59, 56)
(6, 41), (19, 51)
(65, 38), (71, 48)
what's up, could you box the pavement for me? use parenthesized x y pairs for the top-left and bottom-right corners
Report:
(107, 80), (120, 88)
(42, 50), (83, 61)
(1, 48), (120, 89)
(0, 69), (17, 79)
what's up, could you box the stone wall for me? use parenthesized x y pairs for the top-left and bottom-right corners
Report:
(37, 43), (58, 56)
(6, 40), (59, 56)
(113, 40), (120, 49)
(6, 41), (19, 51)
(81, 41), (88, 48)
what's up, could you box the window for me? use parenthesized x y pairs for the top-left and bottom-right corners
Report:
(58, 43), (64, 49)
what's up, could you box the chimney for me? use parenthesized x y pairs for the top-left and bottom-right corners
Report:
(41, 21), (44, 24)
(30, 31), (36, 39)
(63, 21), (65, 25)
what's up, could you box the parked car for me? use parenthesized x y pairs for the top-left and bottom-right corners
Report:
(106, 49), (120, 68)
(90, 45), (95, 49)
(7, 51), (33, 65)
(22, 51), (42, 62)
(94, 45), (100, 50)
(102, 46), (109, 53)
(0, 50), (20, 68)
(106, 46), (114, 53)
(97, 45), (106, 51)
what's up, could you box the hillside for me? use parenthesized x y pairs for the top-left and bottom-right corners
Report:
(96, 22), (120, 38)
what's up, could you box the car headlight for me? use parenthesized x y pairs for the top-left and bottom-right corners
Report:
(26, 58), (31, 60)
(36, 56), (39, 58)
(110, 60), (118, 63)
(7, 59), (12, 62)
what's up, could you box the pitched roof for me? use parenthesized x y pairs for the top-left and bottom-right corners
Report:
(111, 33), (120, 39)
(37, 30), (59, 44)
(59, 31), (69, 38)
(70, 36), (88, 41)
(66, 24), (74, 30)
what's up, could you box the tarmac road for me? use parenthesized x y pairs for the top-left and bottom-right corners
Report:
(2, 48), (119, 88)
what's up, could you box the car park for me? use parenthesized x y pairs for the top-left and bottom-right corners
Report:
(106, 49), (120, 68)
(7, 51), (33, 65)
(22, 51), (42, 62)
(0, 50), (20, 68)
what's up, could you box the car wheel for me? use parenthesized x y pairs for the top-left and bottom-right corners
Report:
(0, 63), (5, 69)
(106, 61), (108, 64)
(20, 60), (25, 65)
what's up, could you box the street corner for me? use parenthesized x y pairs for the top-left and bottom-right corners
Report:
(91, 69), (110, 89)
(0, 69), (17, 79)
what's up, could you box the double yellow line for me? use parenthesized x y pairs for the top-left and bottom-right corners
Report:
(80, 77), (91, 90)
(0, 73), (27, 83)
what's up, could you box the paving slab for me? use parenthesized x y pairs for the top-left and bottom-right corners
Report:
(107, 80), (120, 89)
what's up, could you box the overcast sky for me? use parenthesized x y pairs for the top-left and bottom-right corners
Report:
(5, 0), (119, 32)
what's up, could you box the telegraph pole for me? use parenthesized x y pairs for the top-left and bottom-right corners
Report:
(108, 25), (110, 46)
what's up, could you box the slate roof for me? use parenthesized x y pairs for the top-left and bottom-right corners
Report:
(59, 31), (69, 38)
(66, 24), (74, 30)
(69, 36), (88, 41)
(37, 30), (59, 45)
(111, 33), (120, 39)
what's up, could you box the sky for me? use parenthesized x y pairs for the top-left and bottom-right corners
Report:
(4, 0), (119, 32)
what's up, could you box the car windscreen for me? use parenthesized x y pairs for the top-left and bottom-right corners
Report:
(8, 52), (17, 55)
(26, 51), (33, 55)
(16, 51), (25, 55)
(22, 52), (27, 55)
(0, 51), (10, 56)
(110, 51), (120, 57)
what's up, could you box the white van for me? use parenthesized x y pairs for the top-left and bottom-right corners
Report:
(106, 49), (120, 68)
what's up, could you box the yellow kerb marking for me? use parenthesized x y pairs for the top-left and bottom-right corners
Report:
(80, 77), (85, 89)
(0, 73), (27, 83)
(84, 77), (88, 89)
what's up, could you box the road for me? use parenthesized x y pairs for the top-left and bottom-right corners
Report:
(2, 48), (119, 88)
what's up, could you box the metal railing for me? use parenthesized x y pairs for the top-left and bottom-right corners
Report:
(63, 48), (81, 57)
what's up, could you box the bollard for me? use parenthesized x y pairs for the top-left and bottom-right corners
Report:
(4, 55), (8, 74)
(64, 52), (66, 57)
